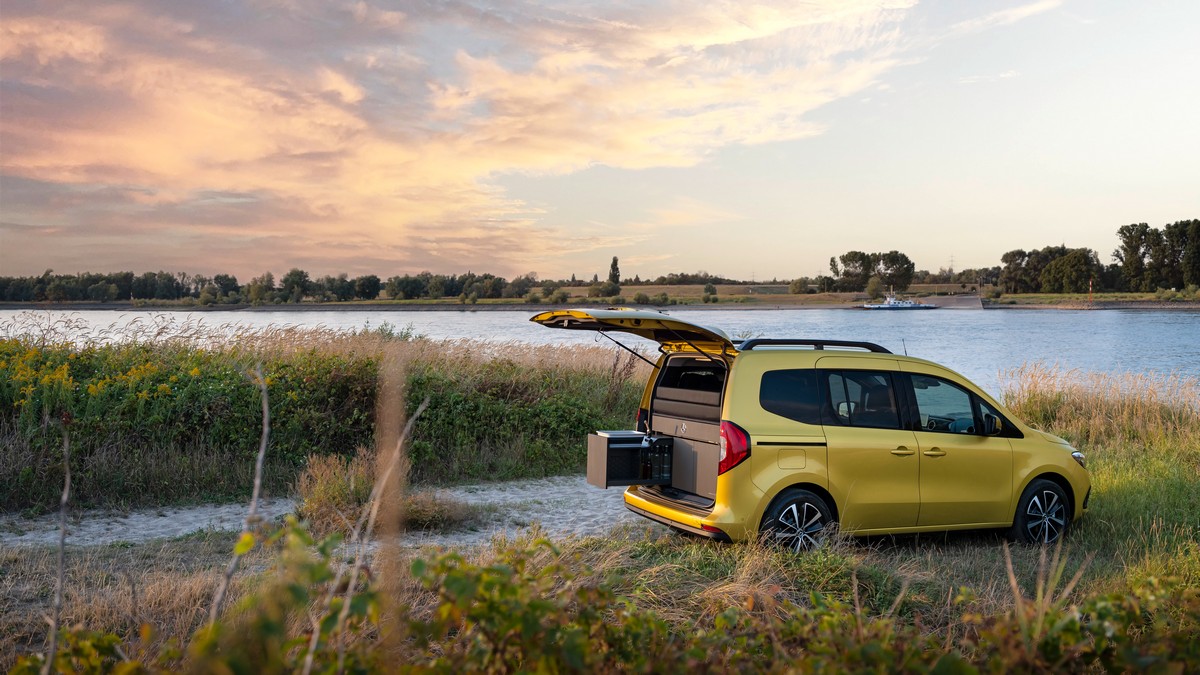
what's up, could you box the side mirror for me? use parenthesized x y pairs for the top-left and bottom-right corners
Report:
(984, 414), (1002, 436)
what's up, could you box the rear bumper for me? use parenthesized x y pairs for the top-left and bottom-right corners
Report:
(625, 502), (732, 541)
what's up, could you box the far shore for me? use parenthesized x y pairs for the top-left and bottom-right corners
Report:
(3, 299), (1199, 313)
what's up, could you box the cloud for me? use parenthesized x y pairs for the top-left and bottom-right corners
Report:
(958, 69), (1020, 85)
(2, 0), (915, 277)
(944, 0), (1061, 38)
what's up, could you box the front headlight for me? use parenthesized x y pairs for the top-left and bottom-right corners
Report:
(1071, 451), (1086, 469)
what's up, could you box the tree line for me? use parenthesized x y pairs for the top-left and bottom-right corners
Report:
(2, 220), (1195, 303)
(797, 219), (1198, 295)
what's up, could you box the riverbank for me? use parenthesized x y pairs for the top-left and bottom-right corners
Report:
(4, 295), (1198, 312)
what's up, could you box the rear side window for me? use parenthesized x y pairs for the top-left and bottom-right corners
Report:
(824, 371), (900, 429)
(760, 369), (821, 424)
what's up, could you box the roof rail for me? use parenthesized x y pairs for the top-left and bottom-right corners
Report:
(738, 338), (892, 354)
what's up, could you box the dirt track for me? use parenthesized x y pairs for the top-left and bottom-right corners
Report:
(0, 475), (660, 550)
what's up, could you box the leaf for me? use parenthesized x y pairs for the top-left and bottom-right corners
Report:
(234, 531), (256, 555)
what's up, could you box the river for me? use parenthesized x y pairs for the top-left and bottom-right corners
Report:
(2, 307), (1197, 395)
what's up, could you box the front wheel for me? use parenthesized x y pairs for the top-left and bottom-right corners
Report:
(760, 489), (834, 552)
(1011, 479), (1070, 544)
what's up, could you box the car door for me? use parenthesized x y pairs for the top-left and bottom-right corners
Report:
(817, 360), (920, 531)
(902, 369), (1014, 527)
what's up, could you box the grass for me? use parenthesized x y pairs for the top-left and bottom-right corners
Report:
(4, 324), (1199, 670)
(295, 445), (489, 538)
(0, 531), (276, 668)
(990, 290), (1200, 305)
(0, 319), (645, 510)
(999, 364), (1200, 592)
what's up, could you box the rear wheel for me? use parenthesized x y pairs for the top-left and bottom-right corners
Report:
(1011, 479), (1070, 544)
(760, 489), (834, 552)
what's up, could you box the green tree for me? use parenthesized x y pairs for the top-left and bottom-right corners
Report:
(45, 280), (69, 302)
(279, 268), (311, 302)
(353, 274), (381, 300)
(1039, 248), (1102, 293)
(608, 256), (621, 285)
(245, 271), (275, 305)
(154, 271), (182, 300)
(427, 276), (446, 299)
(213, 274), (239, 297)
(831, 251), (874, 291)
(865, 276), (884, 299)
(703, 283), (717, 295)
(1114, 223), (1151, 291)
(86, 282), (118, 302)
(877, 251), (915, 291)
(1158, 220), (1191, 289)
(1182, 220), (1200, 286)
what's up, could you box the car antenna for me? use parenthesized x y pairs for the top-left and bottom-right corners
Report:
(902, 339), (908, 356)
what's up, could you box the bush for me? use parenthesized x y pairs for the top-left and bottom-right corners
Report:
(0, 333), (644, 510)
(0, 339), (376, 509)
(16, 528), (1200, 673)
(403, 352), (640, 484)
(633, 292), (650, 304)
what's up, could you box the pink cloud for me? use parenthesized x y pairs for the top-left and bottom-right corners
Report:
(2, 0), (914, 278)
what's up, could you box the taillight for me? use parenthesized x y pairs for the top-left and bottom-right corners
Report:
(718, 420), (750, 474)
(635, 408), (648, 433)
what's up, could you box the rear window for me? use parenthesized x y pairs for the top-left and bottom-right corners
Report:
(657, 359), (726, 392)
(760, 369), (821, 424)
(652, 357), (726, 422)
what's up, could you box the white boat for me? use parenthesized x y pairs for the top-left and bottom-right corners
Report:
(861, 295), (938, 310)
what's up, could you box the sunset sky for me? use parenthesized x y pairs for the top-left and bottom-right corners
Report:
(2, 0), (1197, 282)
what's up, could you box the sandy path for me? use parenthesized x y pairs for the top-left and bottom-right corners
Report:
(0, 475), (660, 549)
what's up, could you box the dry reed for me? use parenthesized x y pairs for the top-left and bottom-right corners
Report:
(1000, 363), (1200, 448)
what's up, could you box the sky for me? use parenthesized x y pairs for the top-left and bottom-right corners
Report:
(1, 0), (1197, 282)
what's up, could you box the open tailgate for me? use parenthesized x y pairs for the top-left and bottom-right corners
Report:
(530, 308), (736, 353)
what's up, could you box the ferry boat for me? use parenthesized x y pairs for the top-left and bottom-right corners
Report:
(861, 295), (938, 310)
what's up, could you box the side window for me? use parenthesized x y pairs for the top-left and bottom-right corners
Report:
(824, 371), (900, 429)
(976, 398), (1013, 437)
(911, 374), (977, 434)
(760, 369), (820, 424)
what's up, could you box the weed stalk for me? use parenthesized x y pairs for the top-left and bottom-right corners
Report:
(41, 429), (69, 675)
(207, 364), (271, 626)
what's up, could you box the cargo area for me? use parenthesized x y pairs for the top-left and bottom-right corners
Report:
(586, 352), (728, 505)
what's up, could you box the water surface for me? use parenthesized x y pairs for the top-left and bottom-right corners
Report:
(3, 307), (1197, 396)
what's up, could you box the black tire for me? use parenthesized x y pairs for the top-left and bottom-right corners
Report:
(1011, 479), (1070, 544)
(760, 489), (834, 552)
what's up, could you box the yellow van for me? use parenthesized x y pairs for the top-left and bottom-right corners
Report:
(532, 308), (1090, 550)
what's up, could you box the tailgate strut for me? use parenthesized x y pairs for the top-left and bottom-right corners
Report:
(597, 330), (657, 367)
(666, 328), (725, 365)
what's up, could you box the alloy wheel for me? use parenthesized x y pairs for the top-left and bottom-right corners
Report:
(771, 501), (827, 552)
(1024, 489), (1067, 543)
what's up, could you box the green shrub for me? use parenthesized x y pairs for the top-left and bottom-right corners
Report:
(404, 355), (639, 484)
(0, 336), (642, 509)
(15, 526), (1200, 674)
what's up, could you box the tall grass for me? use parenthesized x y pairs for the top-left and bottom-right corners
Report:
(8, 362), (1200, 672)
(1, 319), (645, 510)
(1002, 364), (1200, 590)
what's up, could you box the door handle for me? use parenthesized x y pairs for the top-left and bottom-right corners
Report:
(891, 447), (915, 456)
(923, 448), (947, 457)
